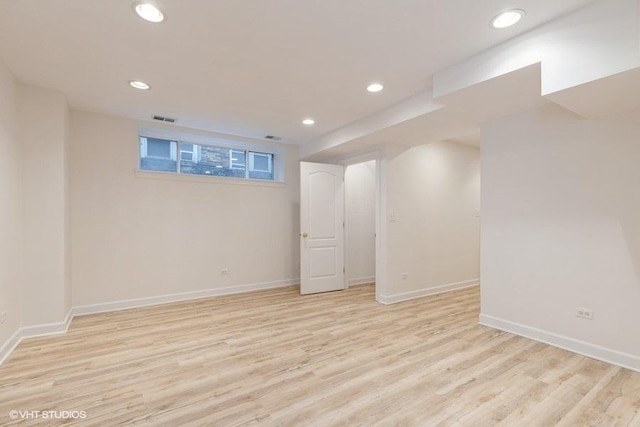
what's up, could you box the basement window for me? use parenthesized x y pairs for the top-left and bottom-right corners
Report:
(139, 135), (277, 182)
(139, 137), (177, 172)
(230, 150), (246, 170)
(249, 151), (274, 180)
(180, 143), (197, 162)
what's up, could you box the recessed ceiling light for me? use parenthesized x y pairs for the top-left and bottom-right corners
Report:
(367, 83), (384, 93)
(129, 80), (150, 90)
(491, 9), (525, 29)
(302, 118), (315, 125)
(134, 2), (164, 23)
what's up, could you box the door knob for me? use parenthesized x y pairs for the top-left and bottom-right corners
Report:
(301, 232), (308, 238)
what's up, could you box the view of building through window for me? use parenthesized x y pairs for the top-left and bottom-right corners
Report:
(139, 137), (275, 181)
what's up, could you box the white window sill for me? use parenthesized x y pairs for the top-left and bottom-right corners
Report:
(135, 170), (287, 189)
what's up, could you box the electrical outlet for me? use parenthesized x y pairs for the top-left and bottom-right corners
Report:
(576, 308), (593, 320)
(401, 273), (408, 280)
(0, 311), (6, 324)
(220, 268), (229, 275)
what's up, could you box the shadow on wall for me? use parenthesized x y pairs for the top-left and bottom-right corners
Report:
(620, 210), (640, 295)
(292, 202), (301, 277)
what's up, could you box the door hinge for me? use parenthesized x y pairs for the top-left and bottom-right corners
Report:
(343, 266), (345, 274)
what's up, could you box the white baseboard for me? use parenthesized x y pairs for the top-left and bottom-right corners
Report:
(479, 314), (640, 373)
(0, 309), (73, 366)
(348, 276), (375, 286)
(0, 329), (23, 366)
(72, 278), (300, 317)
(378, 279), (479, 304)
(20, 309), (74, 337)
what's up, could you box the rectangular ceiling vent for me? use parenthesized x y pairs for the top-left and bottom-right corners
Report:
(264, 135), (282, 141)
(153, 115), (176, 123)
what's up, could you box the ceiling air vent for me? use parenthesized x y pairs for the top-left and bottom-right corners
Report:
(152, 115), (176, 123)
(264, 135), (282, 141)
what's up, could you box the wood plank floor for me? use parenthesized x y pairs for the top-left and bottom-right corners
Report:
(1, 285), (639, 426)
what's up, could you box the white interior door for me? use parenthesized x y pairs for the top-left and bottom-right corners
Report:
(300, 162), (345, 295)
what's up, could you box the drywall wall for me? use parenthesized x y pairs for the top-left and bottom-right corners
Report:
(18, 85), (70, 326)
(0, 61), (22, 347)
(70, 111), (300, 307)
(345, 161), (376, 285)
(381, 141), (480, 302)
(481, 104), (640, 368)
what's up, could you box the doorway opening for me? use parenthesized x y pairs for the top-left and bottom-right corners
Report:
(344, 160), (377, 296)
(299, 154), (382, 300)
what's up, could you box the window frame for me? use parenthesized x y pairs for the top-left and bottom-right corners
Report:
(140, 137), (177, 160)
(249, 151), (273, 174)
(179, 143), (198, 163)
(229, 149), (246, 171)
(137, 128), (283, 183)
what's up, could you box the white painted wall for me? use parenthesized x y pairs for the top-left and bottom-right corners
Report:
(481, 104), (640, 367)
(0, 61), (22, 346)
(17, 85), (71, 326)
(345, 161), (376, 285)
(381, 141), (480, 302)
(70, 111), (300, 307)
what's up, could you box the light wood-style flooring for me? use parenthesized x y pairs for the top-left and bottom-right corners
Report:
(1, 285), (639, 426)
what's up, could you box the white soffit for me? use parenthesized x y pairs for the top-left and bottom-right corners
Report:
(302, 64), (547, 161)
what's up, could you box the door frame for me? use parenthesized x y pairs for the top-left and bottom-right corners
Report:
(336, 150), (385, 303)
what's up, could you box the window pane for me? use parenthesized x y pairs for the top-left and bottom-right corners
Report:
(252, 154), (269, 171)
(148, 138), (171, 158)
(180, 143), (194, 162)
(180, 144), (245, 178)
(248, 152), (274, 180)
(140, 137), (177, 172)
(230, 150), (246, 170)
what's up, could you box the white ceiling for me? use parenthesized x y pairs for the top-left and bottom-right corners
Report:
(0, 0), (594, 145)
